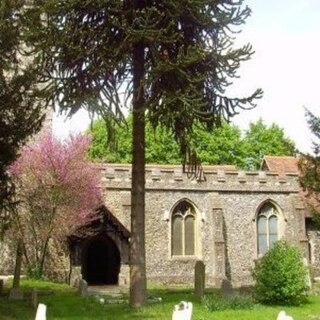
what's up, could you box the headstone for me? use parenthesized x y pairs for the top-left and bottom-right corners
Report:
(172, 301), (193, 320)
(194, 260), (205, 300)
(221, 278), (233, 295)
(0, 279), (3, 295)
(276, 310), (294, 320)
(118, 264), (130, 286)
(8, 287), (23, 300)
(35, 303), (47, 320)
(303, 258), (312, 289)
(78, 279), (88, 296)
(69, 266), (82, 287)
(31, 289), (38, 309)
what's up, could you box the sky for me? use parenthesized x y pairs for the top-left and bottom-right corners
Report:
(53, 0), (320, 153)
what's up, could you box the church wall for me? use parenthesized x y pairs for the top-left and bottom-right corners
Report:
(306, 220), (320, 278)
(0, 163), (309, 288)
(102, 164), (306, 288)
(219, 192), (302, 287)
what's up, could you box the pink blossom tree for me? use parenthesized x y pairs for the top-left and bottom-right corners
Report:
(9, 133), (102, 279)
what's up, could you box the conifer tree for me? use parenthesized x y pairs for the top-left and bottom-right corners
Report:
(23, 0), (262, 306)
(299, 109), (320, 215)
(0, 0), (44, 227)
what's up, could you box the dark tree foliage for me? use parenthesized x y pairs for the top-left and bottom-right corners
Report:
(22, 0), (262, 306)
(0, 0), (44, 229)
(299, 109), (320, 217)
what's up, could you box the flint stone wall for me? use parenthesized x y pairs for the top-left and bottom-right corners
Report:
(306, 221), (320, 278)
(100, 164), (307, 287)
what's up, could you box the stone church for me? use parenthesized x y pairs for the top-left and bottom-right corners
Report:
(69, 156), (320, 288)
(1, 110), (318, 288)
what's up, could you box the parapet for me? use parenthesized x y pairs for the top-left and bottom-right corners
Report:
(96, 163), (300, 194)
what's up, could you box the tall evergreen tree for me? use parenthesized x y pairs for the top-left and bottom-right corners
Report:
(0, 0), (44, 230)
(23, 1), (262, 306)
(299, 109), (320, 216)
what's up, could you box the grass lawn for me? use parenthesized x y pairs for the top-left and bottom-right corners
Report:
(1, 279), (320, 320)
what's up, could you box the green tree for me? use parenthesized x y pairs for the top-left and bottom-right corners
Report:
(89, 117), (296, 169)
(89, 117), (246, 166)
(88, 116), (181, 164)
(23, 1), (262, 306)
(88, 119), (133, 163)
(0, 0), (44, 234)
(190, 123), (245, 167)
(299, 109), (320, 218)
(243, 119), (296, 169)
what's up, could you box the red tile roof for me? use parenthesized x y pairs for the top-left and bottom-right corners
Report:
(261, 156), (299, 174)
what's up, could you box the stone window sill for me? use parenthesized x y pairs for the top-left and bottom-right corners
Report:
(170, 255), (201, 261)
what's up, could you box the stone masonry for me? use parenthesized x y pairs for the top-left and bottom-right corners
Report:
(98, 164), (308, 288)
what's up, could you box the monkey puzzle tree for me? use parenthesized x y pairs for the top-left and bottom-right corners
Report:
(22, 0), (262, 306)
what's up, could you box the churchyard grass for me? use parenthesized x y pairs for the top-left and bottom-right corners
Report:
(1, 279), (320, 320)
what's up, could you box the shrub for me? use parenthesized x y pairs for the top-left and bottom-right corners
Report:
(252, 240), (308, 305)
(202, 293), (254, 311)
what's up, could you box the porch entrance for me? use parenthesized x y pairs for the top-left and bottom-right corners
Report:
(84, 236), (120, 285)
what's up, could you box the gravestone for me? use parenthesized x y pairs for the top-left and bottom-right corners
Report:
(78, 279), (88, 296)
(35, 303), (47, 320)
(172, 301), (193, 320)
(303, 258), (312, 289)
(276, 310), (294, 320)
(221, 278), (233, 296)
(31, 289), (38, 309)
(0, 279), (3, 295)
(194, 260), (205, 300)
(8, 287), (23, 300)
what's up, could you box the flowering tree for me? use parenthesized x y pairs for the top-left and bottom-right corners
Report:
(9, 133), (102, 278)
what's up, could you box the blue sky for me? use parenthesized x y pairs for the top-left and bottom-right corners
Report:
(53, 0), (320, 153)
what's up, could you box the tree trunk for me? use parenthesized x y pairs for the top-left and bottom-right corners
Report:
(9, 238), (24, 300)
(129, 36), (147, 307)
(39, 236), (50, 278)
(12, 238), (23, 289)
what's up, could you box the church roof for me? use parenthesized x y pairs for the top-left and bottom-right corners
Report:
(261, 156), (315, 218)
(70, 205), (130, 240)
(261, 156), (299, 174)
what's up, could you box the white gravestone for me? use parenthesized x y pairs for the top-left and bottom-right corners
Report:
(172, 301), (193, 320)
(35, 303), (46, 320)
(277, 310), (294, 320)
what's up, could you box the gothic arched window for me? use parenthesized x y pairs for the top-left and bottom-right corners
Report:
(257, 203), (279, 256)
(171, 201), (197, 256)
